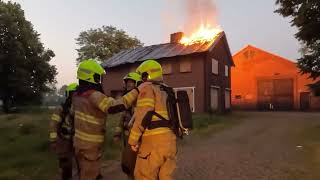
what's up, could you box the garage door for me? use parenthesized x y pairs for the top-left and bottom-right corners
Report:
(257, 79), (294, 110)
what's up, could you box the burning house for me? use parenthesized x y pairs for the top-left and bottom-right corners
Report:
(102, 28), (234, 113)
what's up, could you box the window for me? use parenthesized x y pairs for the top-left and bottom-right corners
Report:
(180, 60), (192, 73)
(225, 90), (231, 109)
(212, 58), (219, 75)
(225, 65), (229, 77)
(162, 63), (172, 75)
(210, 86), (219, 111)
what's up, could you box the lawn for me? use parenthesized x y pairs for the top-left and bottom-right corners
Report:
(0, 109), (241, 180)
(295, 118), (320, 179)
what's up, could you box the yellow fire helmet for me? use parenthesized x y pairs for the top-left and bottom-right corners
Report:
(65, 83), (78, 97)
(136, 59), (163, 81)
(123, 72), (142, 86)
(77, 59), (106, 84)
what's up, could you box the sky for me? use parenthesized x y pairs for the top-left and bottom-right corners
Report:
(9, 0), (300, 88)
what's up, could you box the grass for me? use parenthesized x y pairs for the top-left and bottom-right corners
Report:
(0, 111), (57, 180)
(295, 123), (320, 179)
(191, 112), (245, 137)
(0, 109), (242, 179)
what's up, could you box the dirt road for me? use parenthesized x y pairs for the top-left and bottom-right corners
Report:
(102, 112), (320, 180)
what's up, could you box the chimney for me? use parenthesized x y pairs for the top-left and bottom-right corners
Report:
(170, 32), (184, 43)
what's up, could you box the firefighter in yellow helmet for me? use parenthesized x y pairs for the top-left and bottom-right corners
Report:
(72, 59), (140, 180)
(113, 72), (142, 179)
(129, 59), (177, 180)
(49, 83), (78, 180)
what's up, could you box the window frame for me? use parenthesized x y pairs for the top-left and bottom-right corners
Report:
(211, 58), (219, 75)
(225, 65), (229, 77)
(162, 63), (173, 75)
(179, 59), (192, 73)
(225, 89), (231, 109)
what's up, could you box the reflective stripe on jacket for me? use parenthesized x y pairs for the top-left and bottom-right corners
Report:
(72, 90), (115, 149)
(128, 83), (172, 145)
(49, 106), (73, 141)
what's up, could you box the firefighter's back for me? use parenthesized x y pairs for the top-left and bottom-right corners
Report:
(133, 83), (177, 180)
(72, 90), (107, 150)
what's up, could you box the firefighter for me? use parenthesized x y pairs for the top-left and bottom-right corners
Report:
(72, 59), (140, 180)
(129, 60), (177, 180)
(49, 83), (78, 180)
(113, 72), (142, 179)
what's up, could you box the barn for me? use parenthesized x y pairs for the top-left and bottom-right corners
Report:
(102, 32), (234, 113)
(231, 45), (320, 111)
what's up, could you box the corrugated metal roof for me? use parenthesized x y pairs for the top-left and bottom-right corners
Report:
(102, 32), (225, 68)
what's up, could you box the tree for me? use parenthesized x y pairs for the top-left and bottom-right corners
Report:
(275, 0), (320, 90)
(58, 85), (67, 96)
(0, 1), (57, 112)
(75, 25), (143, 64)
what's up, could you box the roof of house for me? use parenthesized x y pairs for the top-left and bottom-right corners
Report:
(233, 45), (296, 67)
(102, 32), (231, 68)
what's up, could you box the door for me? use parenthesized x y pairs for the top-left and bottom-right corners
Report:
(210, 87), (219, 111)
(225, 90), (231, 109)
(257, 79), (294, 110)
(273, 79), (294, 110)
(174, 87), (195, 112)
(257, 80), (273, 110)
(300, 92), (310, 110)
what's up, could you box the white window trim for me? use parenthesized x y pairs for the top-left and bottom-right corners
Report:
(210, 85), (220, 89)
(173, 86), (195, 112)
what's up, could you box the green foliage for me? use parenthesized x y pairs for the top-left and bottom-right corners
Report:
(0, 1), (57, 112)
(0, 110), (57, 179)
(0, 109), (241, 179)
(75, 25), (143, 64)
(191, 113), (244, 136)
(275, 0), (320, 81)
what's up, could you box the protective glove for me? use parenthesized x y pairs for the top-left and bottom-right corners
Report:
(130, 144), (140, 152)
(108, 104), (126, 114)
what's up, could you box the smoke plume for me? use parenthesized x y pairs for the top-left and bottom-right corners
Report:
(184, 0), (219, 34)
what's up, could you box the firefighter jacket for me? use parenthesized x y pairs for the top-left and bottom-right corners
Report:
(72, 89), (139, 149)
(128, 83), (172, 146)
(49, 106), (73, 142)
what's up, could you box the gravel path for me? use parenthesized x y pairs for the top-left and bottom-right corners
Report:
(102, 112), (320, 180)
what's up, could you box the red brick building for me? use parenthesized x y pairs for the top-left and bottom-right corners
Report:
(232, 45), (320, 110)
(102, 32), (234, 112)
